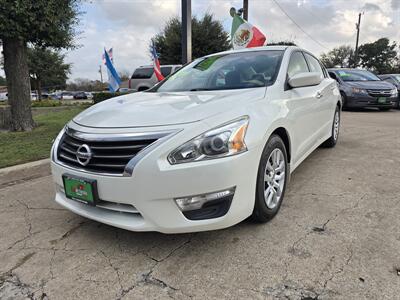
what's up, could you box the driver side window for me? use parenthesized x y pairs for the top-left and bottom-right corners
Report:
(287, 52), (309, 78)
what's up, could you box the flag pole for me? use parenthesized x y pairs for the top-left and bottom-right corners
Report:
(99, 65), (103, 83)
(181, 0), (192, 64)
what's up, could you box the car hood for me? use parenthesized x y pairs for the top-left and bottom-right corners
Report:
(73, 88), (265, 128)
(344, 81), (395, 89)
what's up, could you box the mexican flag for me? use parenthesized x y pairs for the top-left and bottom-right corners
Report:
(231, 15), (266, 49)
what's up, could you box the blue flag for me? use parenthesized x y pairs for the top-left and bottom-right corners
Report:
(104, 48), (121, 92)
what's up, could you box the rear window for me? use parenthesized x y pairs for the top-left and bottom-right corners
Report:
(161, 67), (172, 77)
(131, 68), (154, 79)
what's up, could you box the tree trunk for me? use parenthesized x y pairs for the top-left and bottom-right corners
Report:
(3, 38), (35, 131)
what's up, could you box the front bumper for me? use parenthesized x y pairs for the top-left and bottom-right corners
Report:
(345, 94), (398, 108)
(51, 145), (259, 233)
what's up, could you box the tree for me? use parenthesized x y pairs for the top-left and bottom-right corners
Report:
(152, 13), (231, 64)
(320, 45), (354, 68)
(28, 47), (71, 99)
(67, 78), (107, 92)
(358, 38), (398, 74)
(118, 71), (131, 82)
(267, 41), (297, 46)
(0, 0), (80, 131)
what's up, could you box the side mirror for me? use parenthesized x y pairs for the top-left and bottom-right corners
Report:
(288, 72), (323, 88)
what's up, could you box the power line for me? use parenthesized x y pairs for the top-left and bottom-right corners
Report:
(271, 0), (330, 50)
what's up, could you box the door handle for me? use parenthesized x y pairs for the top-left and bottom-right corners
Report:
(315, 91), (323, 99)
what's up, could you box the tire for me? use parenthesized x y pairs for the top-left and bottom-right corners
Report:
(379, 107), (390, 111)
(321, 105), (340, 148)
(251, 134), (288, 223)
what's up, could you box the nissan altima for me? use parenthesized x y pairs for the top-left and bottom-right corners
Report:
(51, 46), (341, 233)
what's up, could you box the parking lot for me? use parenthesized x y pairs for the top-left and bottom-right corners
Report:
(0, 110), (399, 300)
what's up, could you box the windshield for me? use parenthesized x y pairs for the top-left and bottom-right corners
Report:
(153, 50), (283, 92)
(336, 70), (380, 82)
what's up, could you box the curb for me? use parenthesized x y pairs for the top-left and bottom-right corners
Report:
(0, 158), (50, 174)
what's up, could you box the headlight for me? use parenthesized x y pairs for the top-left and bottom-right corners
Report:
(168, 117), (249, 164)
(352, 87), (367, 94)
(391, 88), (398, 96)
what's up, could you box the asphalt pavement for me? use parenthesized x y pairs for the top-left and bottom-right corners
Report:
(0, 109), (399, 300)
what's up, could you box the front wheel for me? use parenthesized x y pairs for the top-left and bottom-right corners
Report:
(321, 106), (340, 148)
(251, 135), (288, 223)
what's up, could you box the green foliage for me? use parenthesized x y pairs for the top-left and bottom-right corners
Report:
(67, 78), (107, 92)
(358, 38), (399, 74)
(0, 76), (6, 86)
(152, 13), (231, 64)
(31, 100), (62, 107)
(0, 0), (81, 48)
(93, 92), (129, 104)
(320, 45), (354, 68)
(0, 107), (84, 168)
(28, 46), (71, 91)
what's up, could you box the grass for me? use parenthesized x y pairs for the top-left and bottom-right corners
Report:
(0, 107), (85, 168)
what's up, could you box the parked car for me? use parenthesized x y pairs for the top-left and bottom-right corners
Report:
(128, 64), (181, 91)
(378, 74), (400, 109)
(31, 92), (38, 101)
(61, 92), (75, 100)
(73, 91), (88, 100)
(85, 92), (93, 99)
(51, 46), (341, 233)
(118, 88), (136, 93)
(328, 68), (398, 110)
(0, 92), (7, 101)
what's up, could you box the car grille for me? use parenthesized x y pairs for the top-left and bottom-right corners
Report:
(366, 89), (392, 97)
(57, 131), (158, 175)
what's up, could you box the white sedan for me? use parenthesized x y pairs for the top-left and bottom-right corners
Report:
(51, 46), (341, 233)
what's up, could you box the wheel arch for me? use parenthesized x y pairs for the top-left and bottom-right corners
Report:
(270, 127), (291, 164)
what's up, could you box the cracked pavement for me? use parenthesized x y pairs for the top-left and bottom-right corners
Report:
(1, 110), (399, 299)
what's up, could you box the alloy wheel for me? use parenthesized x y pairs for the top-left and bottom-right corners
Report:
(333, 110), (340, 141)
(264, 148), (286, 209)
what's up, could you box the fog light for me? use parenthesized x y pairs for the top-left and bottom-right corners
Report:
(175, 187), (236, 212)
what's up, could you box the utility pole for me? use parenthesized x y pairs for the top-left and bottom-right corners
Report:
(181, 0), (192, 64)
(243, 0), (248, 21)
(99, 65), (103, 83)
(354, 12), (362, 67)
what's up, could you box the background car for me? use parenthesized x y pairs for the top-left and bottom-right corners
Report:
(128, 64), (181, 91)
(118, 88), (136, 93)
(328, 68), (398, 110)
(378, 74), (400, 109)
(73, 91), (88, 99)
(61, 91), (75, 100)
(0, 92), (7, 101)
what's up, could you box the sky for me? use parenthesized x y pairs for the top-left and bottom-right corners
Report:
(1, 0), (400, 81)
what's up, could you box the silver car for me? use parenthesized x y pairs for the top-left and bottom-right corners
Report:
(128, 64), (181, 91)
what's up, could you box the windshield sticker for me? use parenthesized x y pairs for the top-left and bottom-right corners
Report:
(338, 71), (350, 77)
